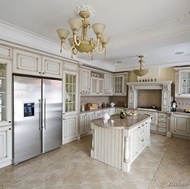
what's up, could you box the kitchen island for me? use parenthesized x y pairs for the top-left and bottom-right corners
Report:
(90, 114), (151, 173)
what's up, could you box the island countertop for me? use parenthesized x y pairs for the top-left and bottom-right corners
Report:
(91, 114), (151, 130)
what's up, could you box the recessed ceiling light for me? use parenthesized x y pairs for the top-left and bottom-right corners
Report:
(116, 61), (122, 64)
(175, 52), (184, 55)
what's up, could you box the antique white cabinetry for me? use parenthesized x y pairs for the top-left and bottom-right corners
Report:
(175, 67), (190, 98)
(171, 113), (190, 139)
(13, 49), (62, 78)
(0, 125), (12, 168)
(131, 121), (149, 162)
(62, 68), (79, 144)
(80, 112), (96, 136)
(104, 73), (113, 95)
(128, 85), (138, 109)
(157, 112), (167, 133)
(137, 110), (158, 131)
(80, 108), (115, 136)
(0, 44), (12, 59)
(0, 57), (12, 168)
(80, 68), (91, 95)
(113, 73), (128, 96)
(62, 114), (78, 144)
(96, 108), (115, 118)
(90, 72), (104, 95)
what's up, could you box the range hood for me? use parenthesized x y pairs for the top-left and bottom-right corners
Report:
(126, 81), (172, 112)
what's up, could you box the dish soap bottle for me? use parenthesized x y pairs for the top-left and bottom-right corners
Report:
(171, 97), (177, 112)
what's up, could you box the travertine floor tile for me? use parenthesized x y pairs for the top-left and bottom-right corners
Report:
(1, 133), (190, 189)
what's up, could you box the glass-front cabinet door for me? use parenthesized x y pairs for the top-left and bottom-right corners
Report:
(63, 71), (78, 114)
(175, 68), (190, 98)
(0, 58), (11, 126)
(180, 71), (190, 95)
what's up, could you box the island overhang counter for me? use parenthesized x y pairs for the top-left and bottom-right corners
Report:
(90, 114), (151, 173)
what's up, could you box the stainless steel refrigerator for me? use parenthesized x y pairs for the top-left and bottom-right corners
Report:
(13, 75), (62, 164)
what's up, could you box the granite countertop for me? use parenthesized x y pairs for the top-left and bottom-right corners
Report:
(91, 114), (151, 130)
(81, 106), (127, 113)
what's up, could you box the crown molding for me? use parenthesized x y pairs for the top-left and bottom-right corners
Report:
(109, 18), (190, 50)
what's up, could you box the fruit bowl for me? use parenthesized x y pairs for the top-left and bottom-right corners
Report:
(127, 111), (138, 116)
(184, 109), (190, 113)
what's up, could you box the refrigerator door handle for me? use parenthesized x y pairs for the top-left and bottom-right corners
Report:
(44, 99), (46, 130)
(39, 99), (42, 130)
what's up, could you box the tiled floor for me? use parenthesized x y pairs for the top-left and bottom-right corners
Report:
(1, 134), (190, 189)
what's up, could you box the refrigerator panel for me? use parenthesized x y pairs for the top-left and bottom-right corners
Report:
(42, 79), (62, 153)
(13, 76), (42, 164)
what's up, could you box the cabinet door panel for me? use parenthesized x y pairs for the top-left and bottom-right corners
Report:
(0, 125), (12, 168)
(42, 57), (62, 78)
(80, 69), (90, 95)
(62, 115), (78, 144)
(13, 49), (41, 75)
(172, 115), (190, 137)
(0, 45), (12, 59)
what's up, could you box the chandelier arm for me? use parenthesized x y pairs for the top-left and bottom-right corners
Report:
(73, 34), (81, 46)
(104, 47), (107, 59)
(72, 48), (78, 55)
(94, 45), (105, 54)
(61, 42), (75, 51)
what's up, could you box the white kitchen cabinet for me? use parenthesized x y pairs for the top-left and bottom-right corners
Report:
(157, 113), (167, 133)
(171, 113), (190, 138)
(80, 112), (96, 136)
(0, 44), (12, 59)
(0, 125), (12, 168)
(131, 121), (147, 162)
(175, 67), (190, 98)
(63, 71), (78, 115)
(62, 114), (78, 144)
(128, 85), (138, 109)
(162, 84), (171, 112)
(104, 73), (113, 95)
(13, 49), (62, 78)
(62, 70), (79, 144)
(91, 72), (104, 95)
(137, 110), (158, 131)
(80, 68), (91, 95)
(113, 74), (125, 95)
(0, 58), (12, 168)
(113, 73), (128, 96)
(0, 59), (12, 126)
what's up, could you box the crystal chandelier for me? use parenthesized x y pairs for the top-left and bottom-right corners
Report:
(56, 5), (110, 60)
(134, 55), (148, 76)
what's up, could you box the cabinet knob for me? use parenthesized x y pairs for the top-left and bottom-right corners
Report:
(9, 128), (11, 130)
(9, 121), (11, 123)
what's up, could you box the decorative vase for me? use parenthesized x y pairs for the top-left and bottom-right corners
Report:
(120, 114), (125, 119)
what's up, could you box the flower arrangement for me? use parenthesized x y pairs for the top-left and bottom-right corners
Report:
(119, 110), (126, 119)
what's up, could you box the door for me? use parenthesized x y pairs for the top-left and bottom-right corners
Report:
(13, 75), (41, 164)
(42, 79), (62, 153)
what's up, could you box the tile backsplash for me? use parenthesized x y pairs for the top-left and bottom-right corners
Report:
(80, 96), (128, 108)
(138, 90), (162, 110)
(175, 98), (190, 110)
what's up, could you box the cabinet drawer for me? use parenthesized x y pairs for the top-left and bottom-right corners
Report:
(158, 118), (166, 123)
(158, 113), (167, 118)
(158, 122), (166, 128)
(158, 127), (166, 133)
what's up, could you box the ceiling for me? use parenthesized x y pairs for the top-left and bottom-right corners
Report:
(0, 0), (190, 72)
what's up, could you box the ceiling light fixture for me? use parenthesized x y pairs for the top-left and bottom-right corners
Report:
(56, 5), (110, 60)
(134, 55), (148, 77)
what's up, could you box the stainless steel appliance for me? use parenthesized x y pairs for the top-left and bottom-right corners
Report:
(13, 75), (62, 164)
